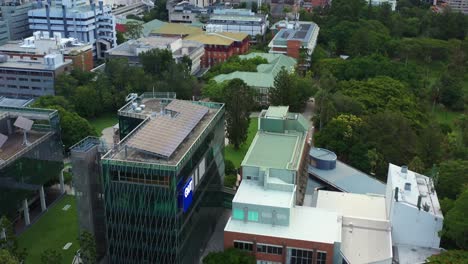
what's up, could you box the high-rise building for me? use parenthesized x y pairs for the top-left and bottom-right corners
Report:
(0, 20), (8, 45)
(28, 0), (116, 58)
(72, 93), (226, 263)
(0, 1), (35, 43)
(0, 101), (64, 226)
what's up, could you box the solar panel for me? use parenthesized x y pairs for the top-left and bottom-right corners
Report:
(14, 116), (34, 131)
(126, 100), (209, 158)
(0, 133), (8, 149)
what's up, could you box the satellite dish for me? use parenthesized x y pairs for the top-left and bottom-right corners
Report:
(14, 116), (34, 146)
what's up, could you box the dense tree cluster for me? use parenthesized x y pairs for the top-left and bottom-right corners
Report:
(203, 248), (255, 264)
(203, 56), (269, 80)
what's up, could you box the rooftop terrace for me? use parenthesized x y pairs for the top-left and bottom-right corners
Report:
(233, 180), (295, 208)
(225, 205), (341, 244)
(242, 131), (302, 170)
(104, 96), (223, 166)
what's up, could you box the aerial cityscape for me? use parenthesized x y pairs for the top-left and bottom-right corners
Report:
(0, 0), (467, 263)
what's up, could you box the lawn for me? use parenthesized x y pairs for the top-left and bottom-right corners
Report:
(88, 112), (118, 135)
(225, 118), (258, 168)
(18, 195), (79, 264)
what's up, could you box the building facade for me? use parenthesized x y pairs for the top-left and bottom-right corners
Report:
(223, 107), (343, 264)
(0, 20), (7, 45)
(0, 1), (35, 42)
(0, 53), (72, 97)
(206, 9), (268, 37)
(269, 20), (319, 63)
(0, 104), (64, 225)
(185, 32), (249, 68)
(0, 31), (93, 71)
(446, 0), (468, 14)
(88, 93), (226, 263)
(106, 36), (204, 75)
(28, 0), (116, 58)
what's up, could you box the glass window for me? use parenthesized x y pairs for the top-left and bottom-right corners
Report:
(234, 241), (253, 251)
(317, 251), (326, 264)
(257, 244), (282, 255)
(288, 248), (313, 264)
(248, 211), (258, 222)
(233, 208), (244, 220)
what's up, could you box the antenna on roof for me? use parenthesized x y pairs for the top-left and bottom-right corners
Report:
(14, 116), (34, 146)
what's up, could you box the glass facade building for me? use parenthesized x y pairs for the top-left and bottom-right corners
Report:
(0, 105), (63, 220)
(99, 95), (225, 264)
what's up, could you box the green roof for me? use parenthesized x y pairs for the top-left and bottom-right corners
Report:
(142, 19), (166, 36)
(243, 132), (301, 170)
(213, 53), (297, 88)
(265, 106), (289, 119)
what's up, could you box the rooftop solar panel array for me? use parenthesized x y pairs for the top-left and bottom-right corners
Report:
(126, 100), (209, 159)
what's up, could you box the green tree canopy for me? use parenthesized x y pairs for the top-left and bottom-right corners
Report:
(40, 249), (62, 264)
(428, 250), (468, 264)
(0, 249), (19, 264)
(203, 248), (255, 264)
(441, 188), (468, 250)
(78, 231), (97, 264)
(224, 79), (256, 149)
(437, 160), (468, 200)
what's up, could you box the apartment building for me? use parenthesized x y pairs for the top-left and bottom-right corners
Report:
(0, 31), (93, 71)
(0, 1), (35, 43)
(0, 53), (72, 97)
(28, 0), (116, 58)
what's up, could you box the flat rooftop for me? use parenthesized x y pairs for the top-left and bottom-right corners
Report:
(270, 21), (318, 44)
(388, 164), (443, 217)
(242, 131), (302, 170)
(106, 37), (202, 57)
(0, 130), (51, 165)
(209, 15), (264, 23)
(341, 216), (393, 264)
(0, 56), (72, 71)
(105, 99), (222, 165)
(395, 244), (441, 264)
(0, 97), (34, 108)
(316, 190), (387, 220)
(308, 159), (386, 195)
(225, 205), (341, 244)
(233, 180), (294, 208)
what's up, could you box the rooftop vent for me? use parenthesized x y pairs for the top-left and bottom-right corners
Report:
(401, 165), (408, 173)
(404, 182), (411, 191)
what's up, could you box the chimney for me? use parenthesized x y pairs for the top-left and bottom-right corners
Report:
(401, 165), (408, 173)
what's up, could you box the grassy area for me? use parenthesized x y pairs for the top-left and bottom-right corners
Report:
(225, 118), (258, 168)
(18, 195), (79, 264)
(88, 113), (118, 135)
(433, 105), (463, 127)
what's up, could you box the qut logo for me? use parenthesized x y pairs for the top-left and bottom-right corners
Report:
(184, 178), (193, 198)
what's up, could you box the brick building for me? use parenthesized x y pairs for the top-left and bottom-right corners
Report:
(185, 32), (249, 68)
(0, 31), (93, 71)
(268, 20), (319, 66)
(223, 107), (343, 264)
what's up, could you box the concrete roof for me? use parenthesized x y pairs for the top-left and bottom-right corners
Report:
(142, 19), (166, 37)
(308, 159), (386, 195)
(151, 23), (203, 36)
(0, 97), (34, 107)
(395, 244), (441, 264)
(213, 53), (296, 88)
(185, 32), (248, 46)
(210, 14), (263, 22)
(233, 180), (294, 208)
(341, 216), (393, 264)
(265, 106), (289, 119)
(243, 131), (302, 170)
(224, 205), (342, 244)
(316, 190), (387, 221)
(387, 164), (443, 218)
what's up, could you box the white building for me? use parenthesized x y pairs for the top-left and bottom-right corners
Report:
(206, 9), (268, 37)
(445, 0), (468, 14)
(316, 191), (393, 264)
(106, 36), (204, 75)
(28, 0), (116, 58)
(385, 164), (444, 263)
